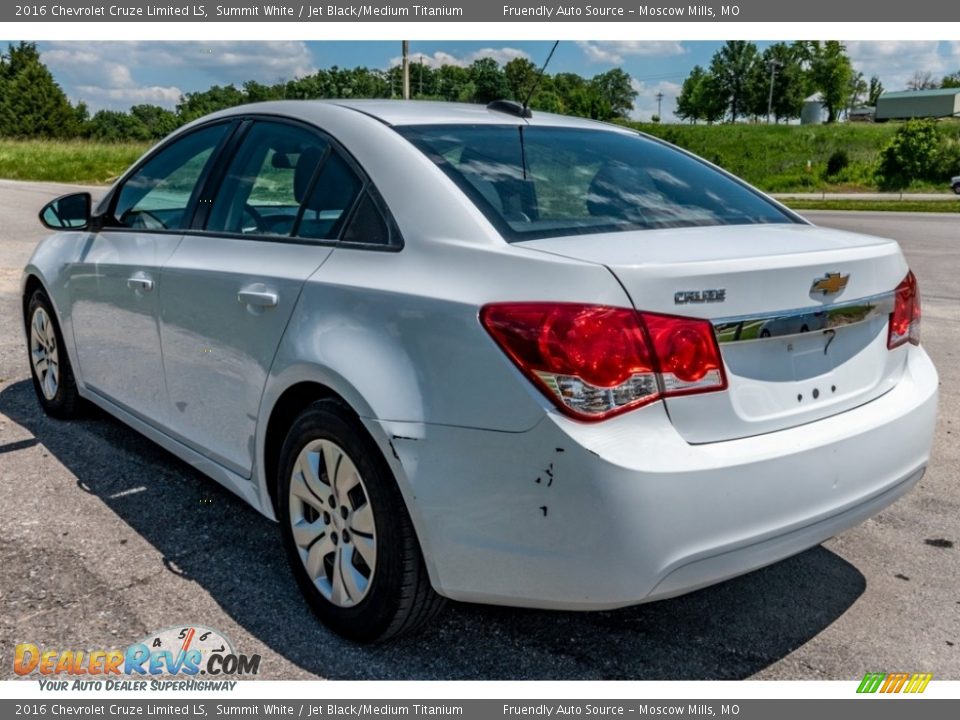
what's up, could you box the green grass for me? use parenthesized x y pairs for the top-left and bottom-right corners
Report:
(784, 199), (960, 213)
(0, 140), (150, 184)
(623, 120), (960, 193)
(1, 121), (959, 196)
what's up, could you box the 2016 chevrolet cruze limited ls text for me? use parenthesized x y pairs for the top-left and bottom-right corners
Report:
(23, 100), (938, 642)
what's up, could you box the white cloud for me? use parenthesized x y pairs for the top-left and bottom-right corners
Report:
(76, 84), (184, 108)
(42, 41), (316, 110)
(577, 41), (686, 64)
(630, 78), (682, 122)
(845, 41), (959, 92)
(389, 47), (530, 70)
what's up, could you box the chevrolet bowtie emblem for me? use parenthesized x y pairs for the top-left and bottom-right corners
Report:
(811, 272), (850, 296)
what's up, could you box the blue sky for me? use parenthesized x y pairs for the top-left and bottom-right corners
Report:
(24, 40), (960, 121)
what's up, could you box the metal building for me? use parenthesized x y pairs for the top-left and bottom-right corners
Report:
(800, 93), (826, 125)
(875, 88), (960, 120)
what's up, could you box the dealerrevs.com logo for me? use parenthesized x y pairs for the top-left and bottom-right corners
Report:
(856, 672), (933, 694)
(14, 625), (260, 690)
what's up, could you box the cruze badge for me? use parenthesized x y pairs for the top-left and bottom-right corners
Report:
(811, 272), (850, 296)
(674, 289), (726, 304)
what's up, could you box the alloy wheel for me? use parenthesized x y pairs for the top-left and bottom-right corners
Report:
(30, 306), (60, 401)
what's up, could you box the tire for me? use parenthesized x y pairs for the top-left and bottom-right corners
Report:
(952, 183), (960, 195)
(25, 288), (81, 419)
(277, 399), (445, 642)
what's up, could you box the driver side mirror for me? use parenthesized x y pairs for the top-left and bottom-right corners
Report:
(39, 192), (92, 231)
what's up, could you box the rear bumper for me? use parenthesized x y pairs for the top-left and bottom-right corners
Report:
(373, 345), (938, 610)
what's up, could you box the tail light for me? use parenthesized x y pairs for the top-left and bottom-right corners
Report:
(888, 271), (921, 349)
(480, 303), (727, 421)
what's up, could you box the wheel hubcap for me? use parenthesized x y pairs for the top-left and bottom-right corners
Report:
(30, 307), (60, 401)
(288, 439), (376, 608)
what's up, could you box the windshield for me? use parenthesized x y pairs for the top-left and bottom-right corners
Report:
(398, 124), (798, 242)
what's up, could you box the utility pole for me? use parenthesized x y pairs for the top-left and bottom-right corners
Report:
(655, 92), (663, 120)
(402, 41), (411, 100)
(766, 59), (783, 123)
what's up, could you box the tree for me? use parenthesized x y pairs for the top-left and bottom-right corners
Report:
(709, 41), (760, 122)
(807, 41), (854, 123)
(176, 84), (246, 122)
(468, 57), (509, 103)
(868, 76), (885, 106)
(590, 68), (637, 119)
(676, 65), (726, 123)
(433, 64), (470, 101)
(907, 71), (938, 91)
(504, 58), (538, 103)
(0, 42), (82, 138)
(744, 43), (807, 122)
(847, 71), (869, 116)
(129, 104), (178, 139)
(941, 72), (960, 89)
(84, 110), (150, 142)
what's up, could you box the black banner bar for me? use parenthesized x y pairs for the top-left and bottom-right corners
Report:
(4, 1), (960, 23)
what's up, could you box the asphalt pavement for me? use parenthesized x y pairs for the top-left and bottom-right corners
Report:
(0, 182), (957, 680)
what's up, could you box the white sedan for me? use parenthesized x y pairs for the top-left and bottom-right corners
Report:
(23, 100), (938, 642)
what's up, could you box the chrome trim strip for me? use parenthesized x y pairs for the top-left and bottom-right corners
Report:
(713, 291), (895, 344)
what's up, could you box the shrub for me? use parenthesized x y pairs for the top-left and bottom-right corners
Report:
(876, 119), (943, 189)
(825, 149), (849, 177)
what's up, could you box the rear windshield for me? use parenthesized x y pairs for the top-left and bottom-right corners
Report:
(398, 124), (797, 242)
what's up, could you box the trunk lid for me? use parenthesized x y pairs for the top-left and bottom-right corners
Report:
(523, 223), (910, 443)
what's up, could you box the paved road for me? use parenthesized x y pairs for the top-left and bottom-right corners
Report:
(1, 184), (957, 680)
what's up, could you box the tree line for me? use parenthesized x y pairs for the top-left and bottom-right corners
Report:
(678, 40), (960, 125)
(0, 42), (638, 142)
(676, 41), (882, 124)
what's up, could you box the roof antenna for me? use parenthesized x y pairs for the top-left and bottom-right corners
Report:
(522, 41), (560, 117)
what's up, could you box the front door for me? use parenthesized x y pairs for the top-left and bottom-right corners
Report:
(69, 122), (232, 424)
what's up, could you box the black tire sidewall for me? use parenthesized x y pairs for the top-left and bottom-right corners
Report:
(277, 401), (411, 643)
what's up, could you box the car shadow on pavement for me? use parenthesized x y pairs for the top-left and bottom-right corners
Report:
(1, 379), (866, 680)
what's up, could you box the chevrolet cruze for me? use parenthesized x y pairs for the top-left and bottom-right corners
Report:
(23, 100), (939, 642)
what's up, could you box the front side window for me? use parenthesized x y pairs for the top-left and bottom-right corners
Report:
(206, 121), (331, 237)
(398, 125), (797, 242)
(112, 123), (228, 231)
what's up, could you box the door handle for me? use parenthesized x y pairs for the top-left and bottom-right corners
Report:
(127, 274), (154, 292)
(237, 287), (278, 308)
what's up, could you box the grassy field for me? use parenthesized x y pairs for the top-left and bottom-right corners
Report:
(0, 122), (958, 193)
(783, 199), (960, 213)
(625, 121), (960, 193)
(0, 140), (150, 184)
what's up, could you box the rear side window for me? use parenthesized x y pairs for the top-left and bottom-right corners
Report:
(341, 191), (393, 246)
(296, 152), (363, 241)
(398, 125), (796, 242)
(206, 121), (331, 237)
(112, 123), (228, 231)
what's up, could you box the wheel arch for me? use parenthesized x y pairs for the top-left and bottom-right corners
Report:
(257, 369), (443, 598)
(257, 367), (411, 525)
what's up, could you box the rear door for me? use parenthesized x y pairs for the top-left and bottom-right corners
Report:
(69, 122), (232, 424)
(157, 118), (365, 476)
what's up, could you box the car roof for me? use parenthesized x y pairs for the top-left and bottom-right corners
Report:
(207, 99), (634, 132)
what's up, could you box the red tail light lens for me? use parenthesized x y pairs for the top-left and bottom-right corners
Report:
(888, 271), (921, 349)
(480, 303), (727, 421)
(642, 313), (727, 395)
